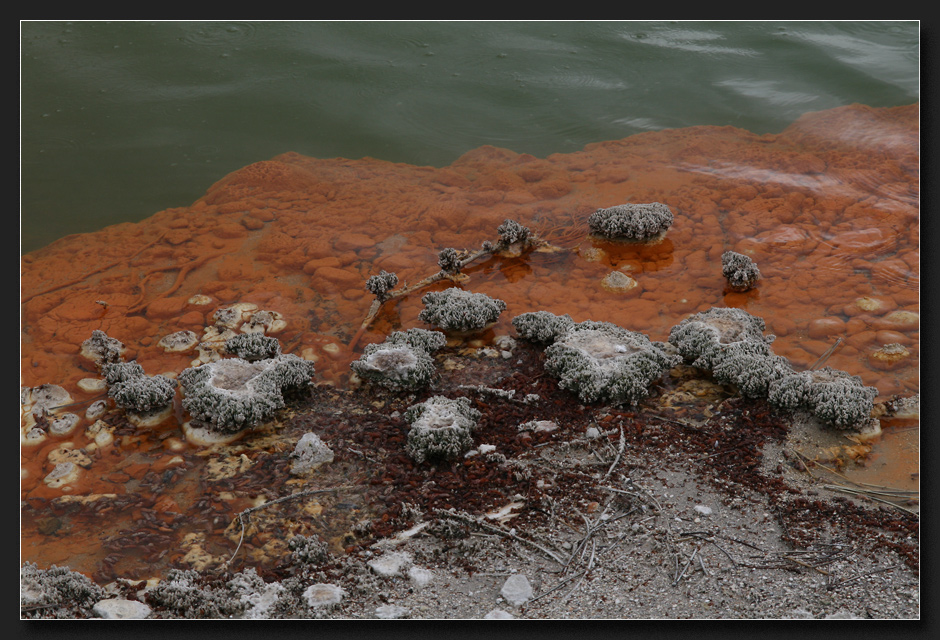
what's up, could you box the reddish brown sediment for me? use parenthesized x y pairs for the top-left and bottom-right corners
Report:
(20, 103), (919, 582)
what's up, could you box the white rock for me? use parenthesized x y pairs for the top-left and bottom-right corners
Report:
(478, 444), (497, 454)
(693, 505), (713, 516)
(408, 566), (434, 589)
(500, 574), (533, 606)
(375, 604), (409, 619)
(484, 608), (515, 619)
(303, 583), (346, 608)
(585, 426), (601, 439)
(92, 598), (152, 619)
(368, 551), (411, 577)
(290, 432), (334, 475)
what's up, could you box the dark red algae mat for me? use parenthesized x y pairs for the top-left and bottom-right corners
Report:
(199, 339), (917, 587)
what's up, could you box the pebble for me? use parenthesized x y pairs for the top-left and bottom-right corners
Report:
(408, 566), (434, 590)
(368, 551), (411, 578)
(92, 598), (152, 619)
(484, 608), (515, 619)
(303, 583), (346, 608)
(375, 604), (409, 619)
(500, 574), (533, 606)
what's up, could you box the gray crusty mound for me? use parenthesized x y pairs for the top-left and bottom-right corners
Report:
(588, 202), (674, 242)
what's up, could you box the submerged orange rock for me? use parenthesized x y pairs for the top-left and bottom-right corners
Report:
(20, 103), (919, 579)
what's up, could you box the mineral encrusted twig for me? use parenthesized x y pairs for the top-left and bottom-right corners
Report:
(348, 219), (558, 350)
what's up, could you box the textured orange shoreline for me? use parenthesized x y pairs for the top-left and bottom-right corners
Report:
(20, 103), (918, 576)
(21, 103), (918, 395)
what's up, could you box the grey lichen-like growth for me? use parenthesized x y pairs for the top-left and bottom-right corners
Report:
(668, 307), (774, 370)
(224, 333), (282, 362)
(438, 248), (462, 275)
(365, 270), (399, 301)
(721, 251), (761, 292)
(288, 534), (332, 566)
(20, 562), (107, 619)
(708, 341), (792, 398)
(419, 288), (507, 333)
(768, 367), (878, 429)
(543, 321), (680, 406)
(80, 329), (126, 366)
(102, 361), (178, 413)
(511, 310), (576, 344)
(496, 218), (532, 247)
(668, 307), (792, 401)
(143, 569), (248, 619)
(179, 354), (315, 434)
(351, 328), (446, 390)
(588, 203), (674, 242)
(403, 395), (481, 464)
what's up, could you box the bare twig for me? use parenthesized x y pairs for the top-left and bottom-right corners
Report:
(601, 426), (625, 483)
(826, 565), (898, 590)
(809, 337), (844, 371)
(224, 485), (358, 567)
(672, 547), (699, 586)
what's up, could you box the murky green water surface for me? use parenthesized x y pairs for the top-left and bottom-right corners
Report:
(20, 20), (918, 253)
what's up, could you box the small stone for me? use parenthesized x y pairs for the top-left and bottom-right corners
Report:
(368, 551), (411, 577)
(85, 399), (108, 421)
(868, 343), (911, 371)
(77, 377), (107, 393)
(500, 574), (533, 606)
(375, 604), (409, 619)
(693, 504), (713, 516)
(49, 413), (80, 436)
(484, 608), (515, 619)
(407, 566), (433, 590)
(290, 432), (334, 476)
(158, 330), (199, 353)
(92, 598), (152, 619)
(303, 583), (345, 608)
(601, 271), (640, 295)
(43, 462), (80, 489)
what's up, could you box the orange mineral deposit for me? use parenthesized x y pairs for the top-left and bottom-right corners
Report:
(20, 103), (919, 581)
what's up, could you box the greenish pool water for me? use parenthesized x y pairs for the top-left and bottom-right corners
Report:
(20, 20), (918, 253)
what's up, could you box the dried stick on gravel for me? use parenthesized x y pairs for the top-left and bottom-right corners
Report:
(601, 426), (625, 483)
(440, 509), (566, 565)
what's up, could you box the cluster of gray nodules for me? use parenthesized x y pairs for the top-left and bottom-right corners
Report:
(668, 307), (877, 429)
(404, 395), (481, 464)
(351, 328), (446, 390)
(513, 311), (679, 406)
(768, 367), (879, 430)
(512, 311), (576, 344)
(224, 332), (282, 362)
(178, 353), (315, 435)
(438, 247), (462, 275)
(81, 329), (125, 365)
(20, 562), (107, 619)
(288, 534), (332, 566)
(588, 203), (674, 242)
(496, 218), (532, 246)
(365, 270), (399, 299)
(419, 288), (507, 333)
(143, 568), (282, 619)
(669, 307), (790, 399)
(102, 361), (178, 413)
(721, 250), (761, 292)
